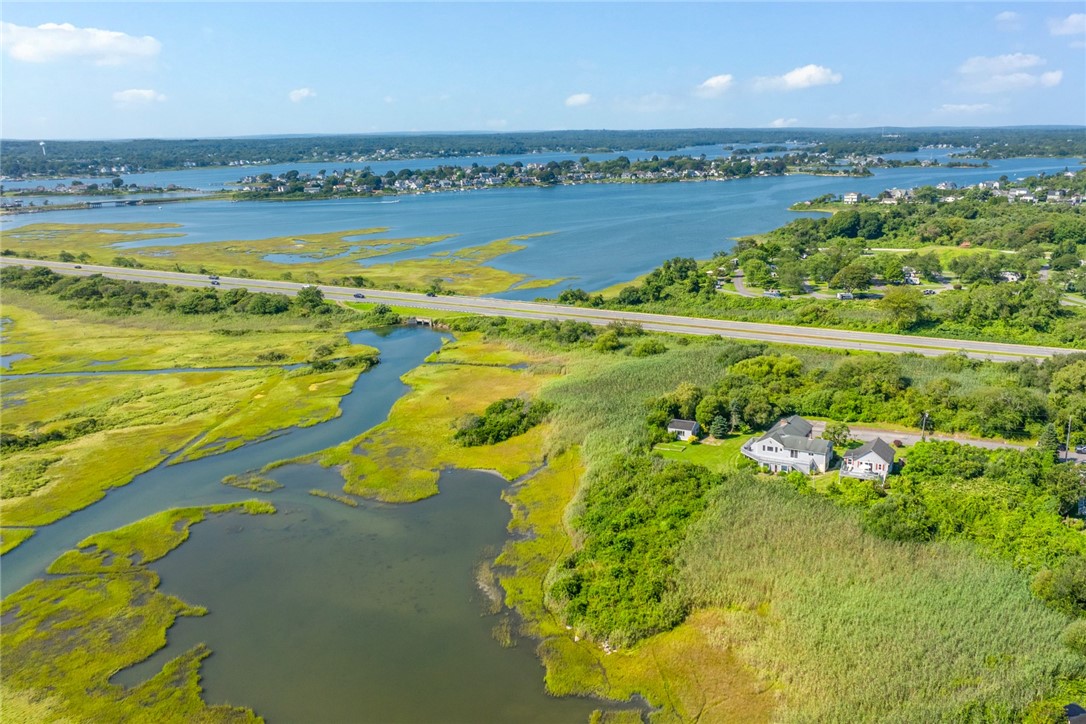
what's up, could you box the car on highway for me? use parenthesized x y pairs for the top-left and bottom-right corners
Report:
(211, 280), (220, 286)
(73, 265), (82, 269)
(353, 293), (365, 298)
(425, 291), (437, 297)
(208, 274), (219, 280)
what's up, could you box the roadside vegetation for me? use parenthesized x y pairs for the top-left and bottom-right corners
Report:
(1, 502), (272, 723)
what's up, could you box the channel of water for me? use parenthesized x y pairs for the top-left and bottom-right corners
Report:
(2, 325), (632, 720)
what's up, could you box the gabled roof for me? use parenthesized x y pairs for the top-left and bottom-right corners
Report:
(667, 419), (699, 432)
(844, 437), (896, 464)
(754, 416), (831, 456)
(756, 415), (813, 442)
(764, 433), (833, 456)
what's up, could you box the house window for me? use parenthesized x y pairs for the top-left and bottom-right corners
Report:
(790, 450), (797, 458)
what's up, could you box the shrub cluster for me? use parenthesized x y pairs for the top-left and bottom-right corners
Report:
(548, 455), (723, 646)
(454, 397), (553, 447)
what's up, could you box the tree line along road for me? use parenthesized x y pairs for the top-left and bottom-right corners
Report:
(1, 257), (1079, 363)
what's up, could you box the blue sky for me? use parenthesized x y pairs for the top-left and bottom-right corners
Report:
(2, 2), (1084, 139)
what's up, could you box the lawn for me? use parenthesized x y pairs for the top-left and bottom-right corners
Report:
(652, 436), (749, 471)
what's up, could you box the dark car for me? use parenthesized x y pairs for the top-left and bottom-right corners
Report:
(922, 289), (936, 295)
(353, 293), (365, 298)
(211, 280), (220, 286)
(425, 291), (436, 297)
(73, 264), (82, 269)
(208, 274), (219, 280)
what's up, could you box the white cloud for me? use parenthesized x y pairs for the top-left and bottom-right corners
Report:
(958, 52), (1043, 75)
(754, 64), (842, 91)
(936, 103), (995, 114)
(994, 11), (1021, 30)
(565, 92), (592, 107)
(113, 88), (166, 104)
(695, 74), (734, 98)
(956, 53), (1062, 92)
(289, 87), (316, 103)
(1, 22), (160, 65)
(769, 117), (799, 128)
(1049, 13), (1086, 35)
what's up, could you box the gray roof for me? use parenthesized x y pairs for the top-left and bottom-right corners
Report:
(765, 432), (833, 456)
(754, 416), (831, 456)
(667, 419), (699, 432)
(844, 437), (896, 464)
(775, 415), (813, 438)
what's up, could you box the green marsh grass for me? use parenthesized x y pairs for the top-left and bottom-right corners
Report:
(678, 474), (1086, 721)
(1, 502), (272, 723)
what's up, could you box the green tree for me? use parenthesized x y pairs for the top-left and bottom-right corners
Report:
(294, 285), (326, 312)
(709, 415), (728, 439)
(878, 286), (928, 331)
(821, 422), (851, 446)
(830, 261), (872, 291)
(1038, 423), (1062, 462)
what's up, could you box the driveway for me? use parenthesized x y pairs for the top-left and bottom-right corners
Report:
(809, 420), (1086, 463)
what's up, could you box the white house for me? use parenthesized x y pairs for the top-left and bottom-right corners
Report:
(1000, 271), (1023, 283)
(667, 419), (700, 441)
(840, 438), (897, 482)
(842, 192), (861, 205)
(740, 415), (834, 474)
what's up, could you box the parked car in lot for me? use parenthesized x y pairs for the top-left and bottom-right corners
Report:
(1076, 445), (1086, 454)
(353, 293), (365, 298)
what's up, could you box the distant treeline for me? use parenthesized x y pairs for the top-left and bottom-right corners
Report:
(3, 127), (1083, 178)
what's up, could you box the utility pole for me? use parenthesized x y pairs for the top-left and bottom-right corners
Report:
(920, 412), (929, 442)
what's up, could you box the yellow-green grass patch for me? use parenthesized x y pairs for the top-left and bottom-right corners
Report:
(176, 367), (364, 460)
(1, 502), (270, 723)
(496, 449), (773, 722)
(6, 222), (562, 295)
(426, 331), (563, 367)
(312, 339), (556, 501)
(0, 528), (35, 555)
(0, 293), (367, 373)
(0, 299), (372, 532)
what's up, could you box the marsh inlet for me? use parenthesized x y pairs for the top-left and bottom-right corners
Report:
(117, 466), (610, 723)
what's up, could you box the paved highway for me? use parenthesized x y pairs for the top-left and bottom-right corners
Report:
(2, 257), (1078, 362)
